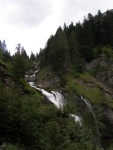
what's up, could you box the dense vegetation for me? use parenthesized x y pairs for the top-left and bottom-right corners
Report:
(39, 9), (113, 73)
(0, 9), (113, 150)
(0, 43), (102, 149)
(0, 49), (102, 149)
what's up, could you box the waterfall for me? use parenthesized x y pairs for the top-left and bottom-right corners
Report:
(27, 71), (82, 125)
(81, 96), (100, 146)
(81, 96), (94, 113)
(32, 86), (64, 109)
(70, 114), (82, 126)
(81, 96), (97, 124)
(36, 86), (82, 125)
(34, 70), (39, 74)
(34, 86), (83, 125)
(29, 82), (35, 87)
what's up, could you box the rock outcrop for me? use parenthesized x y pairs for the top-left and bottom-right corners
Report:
(86, 54), (113, 86)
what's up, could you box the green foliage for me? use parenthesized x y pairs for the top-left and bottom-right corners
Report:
(12, 53), (26, 78)
(0, 59), (7, 68)
(5, 143), (25, 150)
(12, 44), (35, 78)
(65, 90), (78, 115)
(0, 81), (101, 149)
(59, 74), (67, 87)
(69, 31), (80, 63)
(0, 49), (3, 60)
(1, 9), (113, 150)
(93, 46), (113, 58)
(30, 52), (36, 61)
(39, 9), (113, 69)
(72, 61), (85, 76)
(51, 27), (70, 72)
(101, 46), (113, 58)
(83, 108), (100, 146)
(107, 145), (113, 150)
(67, 72), (113, 107)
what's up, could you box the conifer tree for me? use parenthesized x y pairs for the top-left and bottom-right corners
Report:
(1, 40), (7, 51)
(30, 52), (36, 61)
(12, 44), (27, 78)
(51, 27), (70, 72)
(69, 31), (79, 63)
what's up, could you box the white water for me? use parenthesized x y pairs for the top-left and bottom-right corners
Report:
(81, 96), (92, 112)
(28, 71), (83, 125)
(70, 114), (82, 126)
(29, 82), (35, 87)
(25, 75), (29, 77)
(32, 86), (64, 109)
(25, 70), (39, 81)
(30, 74), (35, 78)
(81, 96), (97, 123)
(27, 71), (64, 109)
(33, 86), (83, 125)
(34, 70), (39, 74)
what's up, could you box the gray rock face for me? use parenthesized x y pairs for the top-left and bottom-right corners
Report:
(86, 56), (107, 70)
(86, 55), (113, 86)
(101, 105), (113, 149)
(36, 76), (60, 88)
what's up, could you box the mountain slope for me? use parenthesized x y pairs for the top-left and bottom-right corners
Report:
(37, 9), (113, 149)
(0, 58), (101, 150)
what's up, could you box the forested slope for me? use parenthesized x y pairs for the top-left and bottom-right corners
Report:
(0, 9), (113, 150)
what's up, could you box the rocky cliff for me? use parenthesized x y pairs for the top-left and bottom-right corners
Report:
(86, 54), (113, 87)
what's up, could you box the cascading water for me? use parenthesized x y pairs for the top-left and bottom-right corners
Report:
(26, 71), (82, 125)
(29, 82), (35, 87)
(35, 86), (82, 125)
(81, 96), (100, 142)
(70, 114), (82, 126)
(81, 96), (97, 122)
(34, 87), (64, 109)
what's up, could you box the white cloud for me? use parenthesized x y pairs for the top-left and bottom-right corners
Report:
(0, 0), (52, 28)
(0, 0), (113, 55)
(60, 0), (113, 25)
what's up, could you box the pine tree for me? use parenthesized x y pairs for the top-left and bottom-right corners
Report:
(51, 27), (70, 72)
(30, 52), (36, 61)
(21, 47), (28, 59)
(1, 40), (7, 51)
(69, 31), (79, 63)
(12, 45), (27, 78)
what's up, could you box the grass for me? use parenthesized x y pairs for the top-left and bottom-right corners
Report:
(35, 66), (113, 108)
(66, 72), (113, 108)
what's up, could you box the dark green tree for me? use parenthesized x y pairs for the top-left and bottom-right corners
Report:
(12, 45), (27, 78)
(69, 31), (79, 64)
(21, 47), (28, 59)
(30, 52), (36, 61)
(51, 27), (70, 72)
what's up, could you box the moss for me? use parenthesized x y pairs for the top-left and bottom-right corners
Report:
(66, 72), (113, 108)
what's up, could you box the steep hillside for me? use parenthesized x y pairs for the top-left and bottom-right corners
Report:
(1, 9), (113, 150)
(0, 57), (102, 149)
(35, 66), (113, 149)
(36, 9), (113, 150)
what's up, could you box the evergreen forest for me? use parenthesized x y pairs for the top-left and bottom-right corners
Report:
(0, 9), (113, 150)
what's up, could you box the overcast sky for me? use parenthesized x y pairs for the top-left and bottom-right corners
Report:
(0, 0), (113, 55)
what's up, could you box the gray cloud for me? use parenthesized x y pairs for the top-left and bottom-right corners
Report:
(0, 0), (112, 55)
(0, 0), (52, 28)
(61, 0), (112, 25)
